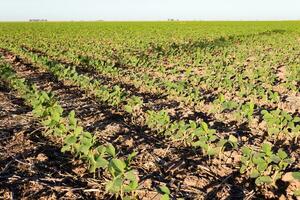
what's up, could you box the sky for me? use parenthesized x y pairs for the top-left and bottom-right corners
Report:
(0, 0), (300, 21)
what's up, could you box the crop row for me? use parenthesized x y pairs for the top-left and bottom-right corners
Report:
(7, 47), (240, 157)
(0, 59), (139, 199)
(18, 46), (300, 143)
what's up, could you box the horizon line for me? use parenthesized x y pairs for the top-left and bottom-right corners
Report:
(1, 19), (300, 22)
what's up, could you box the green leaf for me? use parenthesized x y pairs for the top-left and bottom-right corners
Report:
(53, 127), (64, 136)
(294, 189), (300, 196)
(74, 126), (83, 136)
(257, 160), (268, 172)
(274, 171), (283, 182)
(96, 145), (106, 155)
(207, 147), (219, 156)
(292, 172), (300, 181)
(209, 135), (218, 142)
(95, 156), (109, 169)
(241, 147), (252, 157)
(250, 169), (260, 178)
(61, 145), (70, 153)
(124, 105), (133, 113)
(68, 110), (77, 126)
(82, 131), (93, 139)
(79, 144), (91, 156)
(161, 194), (170, 200)
(228, 135), (238, 144)
(268, 127), (280, 135)
(201, 122), (208, 132)
(105, 177), (122, 193)
(41, 118), (52, 126)
(189, 121), (197, 129)
(159, 185), (170, 195)
(122, 196), (132, 200)
(293, 117), (300, 123)
(52, 110), (61, 122)
(277, 149), (287, 160)
(255, 176), (272, 185)
(270, 155), (281, 163)
(127, 151), (137, 163)
(253, 156), (265, 165)
(65, 135), (77, 145)
(125, 170), (137, 181)
(109, 159), (126, 176)
(124, 171), (138, 192)
(192, 140), (205, 148)
(261, 110), (268, 115)
(217, 139), (227, 148)
(228, 135), (238, 148)
(80, 135), (93, 145)
(262, 143), (272, 155)
(124, 180), (138, 192)
(106, 143), (116, 157)
(240, 165), (247, 174)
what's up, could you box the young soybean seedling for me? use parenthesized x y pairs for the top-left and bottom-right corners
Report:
(124, 96), (144, 123)
(261, 109), (300, 140)
(192, 122), (226, 157)
(105, 152), (139, 199)
(87, 143), (115, 173)
(240, 143), (294, 187)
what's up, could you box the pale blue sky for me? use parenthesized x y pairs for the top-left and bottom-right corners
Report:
(0, 0), (300, 21)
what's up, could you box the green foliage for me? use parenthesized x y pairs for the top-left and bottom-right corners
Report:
(106, 153), (139, 199)
(158, 185), (171, 200)
(124, 96), (143, 115)
(261, 109), (300, 140)
(192, 122), (226, 156)
(2, 21), (300, 198)
(240, 143), (294, 186)
(0, 62), (139, 199)
(292, 172), (300, 181)
(240, 101), (255, 121)
(146, 110), (170, 134)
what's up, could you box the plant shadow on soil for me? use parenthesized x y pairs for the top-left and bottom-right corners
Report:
(0, 132), (101, 199)
(0, 84), (103, 199)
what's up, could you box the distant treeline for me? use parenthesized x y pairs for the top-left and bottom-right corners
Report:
(29, 19), (48, 22)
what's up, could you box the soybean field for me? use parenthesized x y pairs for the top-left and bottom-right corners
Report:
(0, 21), (300, 199)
